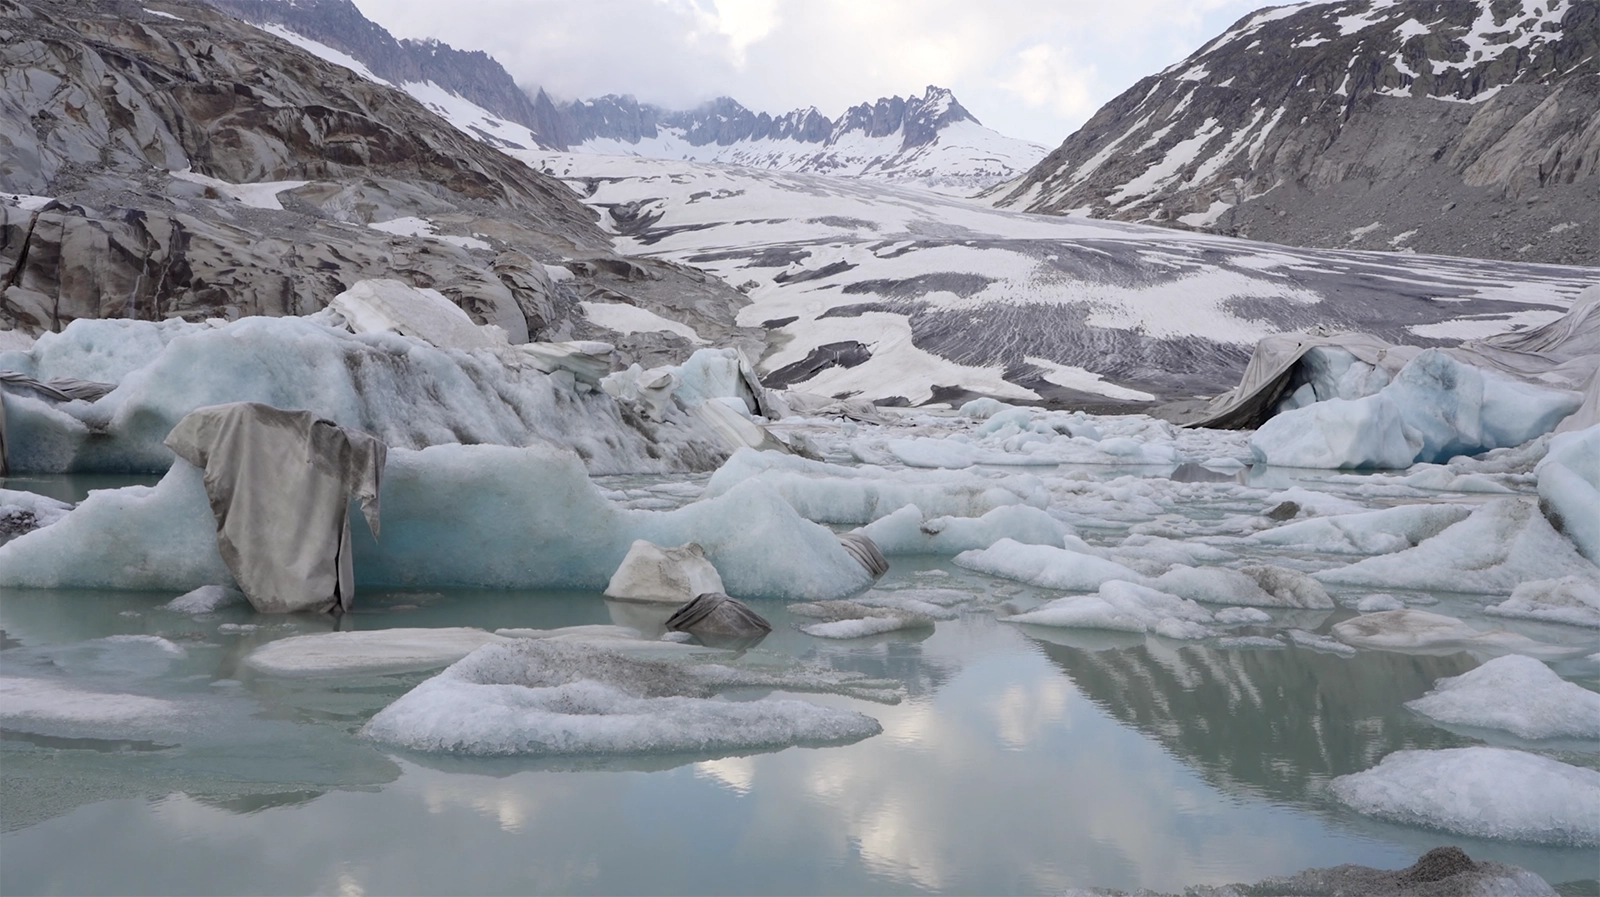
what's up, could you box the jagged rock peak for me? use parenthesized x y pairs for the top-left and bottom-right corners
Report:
(991, 0), (1600, 265)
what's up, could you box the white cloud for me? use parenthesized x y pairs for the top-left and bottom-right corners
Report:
(999, 44), (1098, 120)
(349, 0), (1266, 146)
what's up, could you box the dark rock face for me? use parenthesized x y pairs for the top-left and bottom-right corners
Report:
(993, 0), (1600, 265)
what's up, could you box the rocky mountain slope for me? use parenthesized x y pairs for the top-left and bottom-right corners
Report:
(990, 0), (1600, 266)
(560, 87), (1047, 193)
(0, 0), (757, 363)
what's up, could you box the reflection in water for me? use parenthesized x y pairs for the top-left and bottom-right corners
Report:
(1029, 632), (1479, 803)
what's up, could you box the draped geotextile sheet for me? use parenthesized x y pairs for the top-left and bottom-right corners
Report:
(165, 402), (384, 614)
(1188, 288), (1600, 431)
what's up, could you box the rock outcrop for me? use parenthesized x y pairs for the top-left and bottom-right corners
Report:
(991, 0), (1600, 265)
(0, 0), (756, 352)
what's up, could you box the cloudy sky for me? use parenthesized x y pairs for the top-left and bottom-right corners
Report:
(351, 0), (1273, 146)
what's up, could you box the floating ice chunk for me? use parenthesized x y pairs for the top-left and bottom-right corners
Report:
(604, 541), (725, 604)
(1214, 606), (1272, 624)
(1251, 394), (1421, 469)
(1153, 564), (1333, 608)
(705, 449), (1048, 524)
(0, 677), (186, 727)
(1332, 610), (1568, 657)
(164, 584), (246, 614)
(1106, 534), (1234, 575)
(1331, 747), (1600, 845)
(959, 397), (1013, 419)
(1406, 655), (1600, 740)
(1486, 577), (1600, 628)
(672, 348), (765, 413)
(1216, 636), (1285, 650)
(1251, 504), (1474, 554)
(1001, 580), (1213, 638)
(1286, 629), (1357, 656)
(856, 504), (1073, 555)
(791, 597), (939, 639)
(361, 639), (884, 755)
(245, 628), (508, 677)
(2, 444), (872, 601)
(0, 489), (72, 536)
(1315, 498), (1600, 594)
(1355, 593), (1406, 612)
(496, 625), (643, 641)
(954, 539), (1147, 591)
(0, 463), (233, 590)
(1536, 426), (1600, 563)
(1263, 487), (1364, 517)
(886, 437), (988, 469)
(1253, 351), (1582, 469)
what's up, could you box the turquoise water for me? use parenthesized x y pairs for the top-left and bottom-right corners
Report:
(3, 566), (1597, 895)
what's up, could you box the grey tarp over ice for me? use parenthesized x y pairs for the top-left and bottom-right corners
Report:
(164, 402), (385, 614)
(0, 371), (116, 476)
(1186, 285), (1600, 430)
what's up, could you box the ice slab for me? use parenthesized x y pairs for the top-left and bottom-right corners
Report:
(791, 598), (938, 639)
(361, 639), (884, 756)
(954, 539), (1147, 591)
(328, 279), (504, 350)
(1253, 350), (1581, 468)
(1248, 503), (1472, 554)
(245, 628), (508, 677)
(1331, 747), (1600, 845)
(1153, 564), (1333, 608)
(1536, 426), (1600, 563)
(0, 488), (72, 536)
(1001, 580), (1214, 638)
(164, 584), (246, 614)
(1332, 610), (1571, 658)
(1315, 498), (1600, 594)
(855, 504), (1073, 555)
(0, 677), (187, 727)
(4, 315), (724, 475)
(1486, 577), (1600, 628)
(0, 444), (873, 601)
(704, 449), (1048, 524)
(1406, 655), (1600, 740)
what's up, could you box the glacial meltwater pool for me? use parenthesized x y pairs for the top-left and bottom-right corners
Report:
(5, 454), (1600, 896)
(3, 566), (1597, 895)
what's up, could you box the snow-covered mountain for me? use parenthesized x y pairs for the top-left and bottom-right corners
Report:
(563, 88), (1048, 194)
(991, 0), (1600, 265)
(209, 0), (1044, 193)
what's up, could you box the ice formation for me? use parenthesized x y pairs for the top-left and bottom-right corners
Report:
(855, 504), (1074, 555)
(1486, 577), (1600, 628)
(1331, 610), (1567, 657)
(603, 541), (726, 603)
(0, 488), (71, 536)
(705, 449), (1049, 524)
(1247, 504), (1472, 554)
(164, 584), (246, 614)
(1000, 580), (1214, 638)
(244, 628), (509, 677)
(1331, 747), (1600, 845)
(1536, 426), (1600, 563)
(1, 314), (727, 475)
(1315, 499), (1600, 593)
(664, 592), (772, 640)
(953, 539), (1147, 592)
(1252, 350), (1581, 468)
(361, 639), (884, 755)
(790, 597), (940, 639)
(1152, 564), (1333, 608)
(1405, 655), (1600, 740)
(0, 444), (873, 601)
